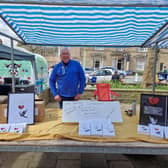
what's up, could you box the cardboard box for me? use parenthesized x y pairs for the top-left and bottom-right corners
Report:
(35, 101), (45, 122)
(0, 96), (8, 104)
(0, 104), (7, 123)
(0, 101), (45, 123)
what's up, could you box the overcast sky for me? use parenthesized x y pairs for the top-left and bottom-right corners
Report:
(0, 18), (19, 46)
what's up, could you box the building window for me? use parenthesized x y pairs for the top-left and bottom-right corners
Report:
(137, 48), (148, 52)
(136, 60), (145, 71)
(116, 48), (124, 51)
(95, 60), (100, 69)
(94, 47), (104, 51)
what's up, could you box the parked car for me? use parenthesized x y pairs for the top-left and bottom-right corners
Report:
(84, 67), (94, 74)
(125, 70), (135, 76)
(84, 67), (94, 84)
(88, 69), (113, 84)
(101, 66), (126, 78)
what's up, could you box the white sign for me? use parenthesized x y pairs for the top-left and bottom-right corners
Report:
(62, 100), (122, 123)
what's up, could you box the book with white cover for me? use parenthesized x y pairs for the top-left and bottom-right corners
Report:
(79, 121), (91, 136)
(0, 124), (10, 133)
(9, 123), (27, 133)
(149, 124), (164, 138)
(137, 125), (150, 135)
(103, 121), (115, 137)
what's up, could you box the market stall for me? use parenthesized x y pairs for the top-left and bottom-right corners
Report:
(0, 0), (168, 155)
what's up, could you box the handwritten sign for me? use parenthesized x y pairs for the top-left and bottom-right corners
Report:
(62, 100), (122, 123)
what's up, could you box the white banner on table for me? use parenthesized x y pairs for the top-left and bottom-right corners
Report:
(62, 100), (122, 123)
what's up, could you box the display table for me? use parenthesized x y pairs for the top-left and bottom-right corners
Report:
(1, 140), (168, 155)
(0, 107), (168, 154)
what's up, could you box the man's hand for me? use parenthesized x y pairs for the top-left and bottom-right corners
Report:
(74, 94), (81, 100)
(54, 95), (62, 102)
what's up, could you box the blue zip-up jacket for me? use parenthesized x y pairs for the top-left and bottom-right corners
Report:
(49, 60), (86, 97)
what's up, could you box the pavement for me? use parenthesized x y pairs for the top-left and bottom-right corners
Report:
(0, 103), (168, 168)
(0, 152), (168, 168)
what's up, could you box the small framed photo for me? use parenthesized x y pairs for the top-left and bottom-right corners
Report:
(7, 93), (35, 125)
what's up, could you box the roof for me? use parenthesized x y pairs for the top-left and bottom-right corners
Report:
(0, 1), (168, 48)
(0, 44), (35, 60)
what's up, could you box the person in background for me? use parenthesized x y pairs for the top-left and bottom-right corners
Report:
(49, 48), (86, 109)
(163, 66), (168, 73)
(111, 70), (122, 82)
(162, 66), (168, 81)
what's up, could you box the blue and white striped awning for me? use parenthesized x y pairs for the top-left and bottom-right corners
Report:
(1, 0), (168, 6)
(0, 1), (168, 48)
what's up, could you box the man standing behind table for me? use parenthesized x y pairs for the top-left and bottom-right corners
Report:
(49, 48), (86, 109)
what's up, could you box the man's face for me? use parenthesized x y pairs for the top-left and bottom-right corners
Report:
(61, 50), (70, 63)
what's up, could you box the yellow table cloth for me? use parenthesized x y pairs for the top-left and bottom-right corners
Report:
(0, 108), (168, 143)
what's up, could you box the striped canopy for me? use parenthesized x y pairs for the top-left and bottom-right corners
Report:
(0, 1), (168, 48)
(1, 0), (168, 6)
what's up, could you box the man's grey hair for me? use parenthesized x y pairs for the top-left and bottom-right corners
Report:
(60, 47), (70, 56)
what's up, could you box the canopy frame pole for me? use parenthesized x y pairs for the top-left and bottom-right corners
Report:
(142, 22), (168, 47)
(0, 15), (25, 44)
(144, 36), (168, 48)
(0, 31), (24, 44)
(10, 38), (15, 93)
(152, 42), (158, 94)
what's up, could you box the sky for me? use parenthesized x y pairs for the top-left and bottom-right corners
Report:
(0, 18), (19, 46)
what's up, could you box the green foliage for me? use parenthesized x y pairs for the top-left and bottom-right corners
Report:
(89, 81), (168, 90)
(106, 81), (142, 89)
(156, 84), (168, 90)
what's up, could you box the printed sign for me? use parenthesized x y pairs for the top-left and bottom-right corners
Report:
(8, 93), (35, 125)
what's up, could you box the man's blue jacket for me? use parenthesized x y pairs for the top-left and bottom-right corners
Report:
(49, 60), (86, 97)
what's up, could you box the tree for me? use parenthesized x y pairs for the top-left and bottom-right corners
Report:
(141, 48), (156, 88)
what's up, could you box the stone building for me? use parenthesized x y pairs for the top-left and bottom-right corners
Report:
(80, 47), (168, 72)
(80, 47), (148, 72)
(15, 43), (168, 72)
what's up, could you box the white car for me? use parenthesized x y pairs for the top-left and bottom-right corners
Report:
(101, 66), (126, 78)
(88, 69), (113, 84)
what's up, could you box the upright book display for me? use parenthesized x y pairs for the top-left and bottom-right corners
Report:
(138, 94), (168, 138)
